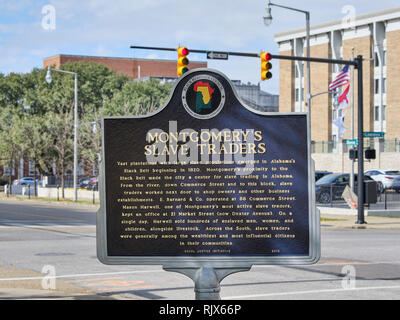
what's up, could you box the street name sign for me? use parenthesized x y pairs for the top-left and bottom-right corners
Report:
(346, 139), (358, 146)
(363, 132), (385, 138)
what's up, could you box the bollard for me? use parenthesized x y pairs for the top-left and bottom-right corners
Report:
(28, 184), (31, 200)
(384, 190), (387, 210)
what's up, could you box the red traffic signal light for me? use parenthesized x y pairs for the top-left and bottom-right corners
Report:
(177, 46), (190, 76)
(261, 52), (272, 81)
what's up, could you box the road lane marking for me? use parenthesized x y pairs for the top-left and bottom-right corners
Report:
(66, 276), (125, 283)
(0, 270), (164, 281)
(0, 210), (87, 222)
(95, 285), (154, 292)
(223, 285), (400, 300)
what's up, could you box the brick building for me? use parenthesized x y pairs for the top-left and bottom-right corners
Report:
(275, 6), (400, 144)
(43, 54), (207, 79)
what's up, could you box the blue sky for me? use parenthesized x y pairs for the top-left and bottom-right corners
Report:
(0, 0), (398, 94)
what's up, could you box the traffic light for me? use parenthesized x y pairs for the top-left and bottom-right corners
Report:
(177, 46), (190, 76)
(365, 149), (376, 160)
(261, 52), (272, 81)
(349, 148), (358, 160)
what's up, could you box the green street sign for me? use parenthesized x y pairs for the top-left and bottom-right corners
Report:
(346, 139), (358, 146)
(363, 132), (385, 138)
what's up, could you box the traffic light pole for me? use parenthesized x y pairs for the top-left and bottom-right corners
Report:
(130, 45), (260, 58)
(130, 45), (366, 224)
(355, 55), (365, 225)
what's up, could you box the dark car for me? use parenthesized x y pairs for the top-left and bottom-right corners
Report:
(315, 171), (333, 182)
(316, 173), (376, 204)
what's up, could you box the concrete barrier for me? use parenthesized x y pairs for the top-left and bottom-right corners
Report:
(37, 187), (99, 202)
(318, 206), (361, 216)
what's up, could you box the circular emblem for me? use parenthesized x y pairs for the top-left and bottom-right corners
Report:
(182, 74), (226, 119)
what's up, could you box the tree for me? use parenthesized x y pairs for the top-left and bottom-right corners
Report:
(0, 72), (25, 112)
(44, 111), (74, 199)
(78, 108), (103, 177)
(0, 107), (22, 193)
(14, 114), (50, 196)
(104, 79), (172, 116)
(38, 62), (128, 116)
(0, 62), (174, 198)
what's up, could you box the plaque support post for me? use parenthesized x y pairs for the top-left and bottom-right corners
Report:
(163, 265), (251, 300)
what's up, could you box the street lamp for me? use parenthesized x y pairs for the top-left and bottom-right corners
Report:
(45, 66), (79, 202)
(263, 1), (311, 116)
(263, 6), (273, 26)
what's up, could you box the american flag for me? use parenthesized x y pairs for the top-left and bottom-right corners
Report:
(329, 65), (350, 91)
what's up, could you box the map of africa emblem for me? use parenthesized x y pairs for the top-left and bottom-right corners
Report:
(182, 74), (226, 119)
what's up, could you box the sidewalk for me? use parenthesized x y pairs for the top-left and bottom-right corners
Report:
(0, 194), (99, 210)
(0, 264), (129, 300)
(318, 205), (400, 230)
(320, 213), (400, 230)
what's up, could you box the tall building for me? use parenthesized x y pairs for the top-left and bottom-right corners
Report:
(275, 6), (400, 144)
(231, 80), (279, 112)
(43, 54), (207, 79)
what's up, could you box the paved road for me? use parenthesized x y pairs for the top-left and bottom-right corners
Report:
(0, 199), (399, 300)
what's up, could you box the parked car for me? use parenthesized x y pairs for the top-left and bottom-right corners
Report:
(79, 178), (91, 189)
(12, 177), (36, 186)
(79, 177), (98, 190)
(315, 171), (333, 182)
(89, 177), (98, 191)
(316, 173), (376, 203)
(364, 169), (400, 193)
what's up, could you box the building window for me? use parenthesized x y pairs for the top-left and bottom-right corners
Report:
(382, 105), (386, 121)
(295, 88), (299, 102)
(375, 79), (379, 94)
(375, 106), (380, 121)
(382, 50), (387, 66)
(374, 52), (379, 67)
(382, 78), (386, 93)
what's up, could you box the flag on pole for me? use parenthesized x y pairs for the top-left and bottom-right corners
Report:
(329, 65), (350, 91)
(337, 85), (350, 111)
(333, 111), (347, 139)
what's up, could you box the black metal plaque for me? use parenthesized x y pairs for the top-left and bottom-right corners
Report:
(98, 69), (319, 265)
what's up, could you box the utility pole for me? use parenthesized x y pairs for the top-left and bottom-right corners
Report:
(350, 48), (355, 192)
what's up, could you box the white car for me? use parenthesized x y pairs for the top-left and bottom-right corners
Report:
(364, 169), (400, 193)
(12, 177), (35, 185)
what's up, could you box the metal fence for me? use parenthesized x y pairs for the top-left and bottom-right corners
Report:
(312, 139), (400, 154)
(377, 190), (400, 210)
(317, 184), (400, 210)
(3, 184), (38, 198)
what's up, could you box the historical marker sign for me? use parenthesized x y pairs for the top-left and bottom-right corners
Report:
(97, 69), (319, 267)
